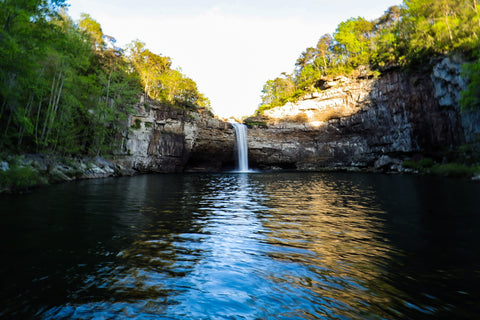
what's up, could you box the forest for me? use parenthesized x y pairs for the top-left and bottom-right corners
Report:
(258, 0), (480, 115)
(2, 0), (480, 158)
(0, 0), (210, 156)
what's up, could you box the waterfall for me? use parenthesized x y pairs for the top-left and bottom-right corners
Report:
(231, 122), (249, 172)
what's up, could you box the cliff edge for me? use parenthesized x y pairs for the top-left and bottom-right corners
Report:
(245, 55), (480, 172)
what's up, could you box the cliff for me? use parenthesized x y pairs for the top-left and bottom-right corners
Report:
(3, 55), (479, 193)
(0, 101), (236, 193)
(115, 98), (236, 173)
(112, 55), (480, 174)
(245, 55), (480, 171)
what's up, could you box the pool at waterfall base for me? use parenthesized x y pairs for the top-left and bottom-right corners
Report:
(1, 172), (479, 319)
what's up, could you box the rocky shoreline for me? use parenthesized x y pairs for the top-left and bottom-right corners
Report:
(3, 55), (480, 194)
(1, 149), (479, 195)
(0, 154), (131, 194)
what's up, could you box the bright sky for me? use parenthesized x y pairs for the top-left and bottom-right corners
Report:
(66, 0), (401, 118)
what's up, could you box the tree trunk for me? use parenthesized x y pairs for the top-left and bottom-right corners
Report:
(475, 0), (480, 32)
(41, 71), (64, 147)
(17, 95), (34, 146)
(40, 74), (58, 143)
(443, 4), (453, 43)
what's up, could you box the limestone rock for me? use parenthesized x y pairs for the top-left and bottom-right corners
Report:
(107, 57), (480, 173)
(116, 100), (235, 173)
(247, 58), (480, 171)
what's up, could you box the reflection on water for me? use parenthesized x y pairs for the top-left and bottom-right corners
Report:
(0, 173), (479, 319)
(260, 175), (397, 319)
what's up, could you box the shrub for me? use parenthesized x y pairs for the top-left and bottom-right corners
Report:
(131, 118), (142, 129)
(402, 157), (434, 171)
(430, 163), (480, 177)
(0, 166), (43, 193)
(244, 121), (267, 128)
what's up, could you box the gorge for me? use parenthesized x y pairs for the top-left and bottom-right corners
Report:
(3, 1), (480, 318)
(3, 54), (479, 191)
(112, 55), (479, 176)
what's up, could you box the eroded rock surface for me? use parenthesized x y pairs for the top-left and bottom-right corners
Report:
(246, 56), (480, 171)
(116, 99), (235, 173)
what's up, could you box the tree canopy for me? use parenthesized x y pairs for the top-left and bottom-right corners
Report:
(257, 0), (480, 115)
(0, 2), (210, 155)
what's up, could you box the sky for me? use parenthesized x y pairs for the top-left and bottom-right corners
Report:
(66, 0), (402, 118)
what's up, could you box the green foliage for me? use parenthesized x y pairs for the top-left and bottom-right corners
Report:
(402, 157), (435, 170)
(403, 0), (480, 56)
(403, 156), (480, 177)
(460, 57), (480, 110)
(127, 40), (210, 111)
(0, 165), (43, 193)
(333, 17), (374, 68)
(259, 75), (298, 110)
(0, 3), (208, 157)
(430, 163), (480, 177)
(255, 1), (480, 116)
(132, 118), (142, 129)
(244, 121), (267, 128)
(78, 13), (105, 50)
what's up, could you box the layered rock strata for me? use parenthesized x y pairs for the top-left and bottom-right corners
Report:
(247, 56), (480, 171)
(115, 100), (235, 173)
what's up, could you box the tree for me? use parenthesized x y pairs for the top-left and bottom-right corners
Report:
(403, 0), (480, 56)
(333, 17), (375, 67)
(461, 58), (480, 111)
(259, 74), (297, 109)
(78, 13), (105, 51)
(316, 34), (334, 71)
(127, 40), (172, 100)
(0, 0), (67, 150)
(295, 47), (317, 70)
(371, 6), (406, 68)
(126, 40), (208, 111)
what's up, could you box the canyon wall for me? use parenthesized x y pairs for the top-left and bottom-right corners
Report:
(246, 55), (480, 171)
(114, 55), (480, 174)
(7, 57), (478, 193)
(115, 99), (236, 173)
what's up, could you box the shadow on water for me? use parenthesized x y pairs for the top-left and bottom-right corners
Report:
(367, 174), (480, 319)
(0, 172), (479, 319)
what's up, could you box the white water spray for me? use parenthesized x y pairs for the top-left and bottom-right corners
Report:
(231, 122), (249, 172)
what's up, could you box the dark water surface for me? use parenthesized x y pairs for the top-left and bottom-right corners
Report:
(1, 172), (479, 319)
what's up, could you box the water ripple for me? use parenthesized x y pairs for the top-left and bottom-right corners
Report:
(1, 173), (480, 319)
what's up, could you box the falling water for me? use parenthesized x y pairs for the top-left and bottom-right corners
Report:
(231, 122), (249, 172)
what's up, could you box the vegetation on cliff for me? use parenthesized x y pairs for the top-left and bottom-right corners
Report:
(0, 0), (210, 157)
(257, 0), (480, 115)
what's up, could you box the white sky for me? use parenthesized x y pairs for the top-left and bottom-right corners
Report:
(66, 0), (402, 118)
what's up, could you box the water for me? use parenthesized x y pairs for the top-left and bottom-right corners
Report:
(231, 123), (249, 172)
(1, 172), (480, 319)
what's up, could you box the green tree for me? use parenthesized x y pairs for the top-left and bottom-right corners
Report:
(371, 6), (406, 68)
(258, 74), (297, 113)
(78, 13), (105, 51)
(316, 34), (334, 71)
(403, 0), (480, 57)
(127, 40), (172, 100)
(461, 58), (480, 111)
(127, 40), (209, 111)
(333, 17), (375, 68)
(0, 0), (67, 150)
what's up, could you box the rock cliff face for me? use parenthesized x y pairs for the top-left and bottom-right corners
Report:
(114, 56), (480, 174)
(8, 57), (477, 193)
(247, 56), (480, 171)
(115, 99), (235, 173)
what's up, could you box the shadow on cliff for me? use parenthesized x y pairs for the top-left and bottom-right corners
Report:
(246, 62), (479, 171)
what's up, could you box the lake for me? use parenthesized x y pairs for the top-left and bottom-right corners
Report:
(1, 172), (479, 319)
